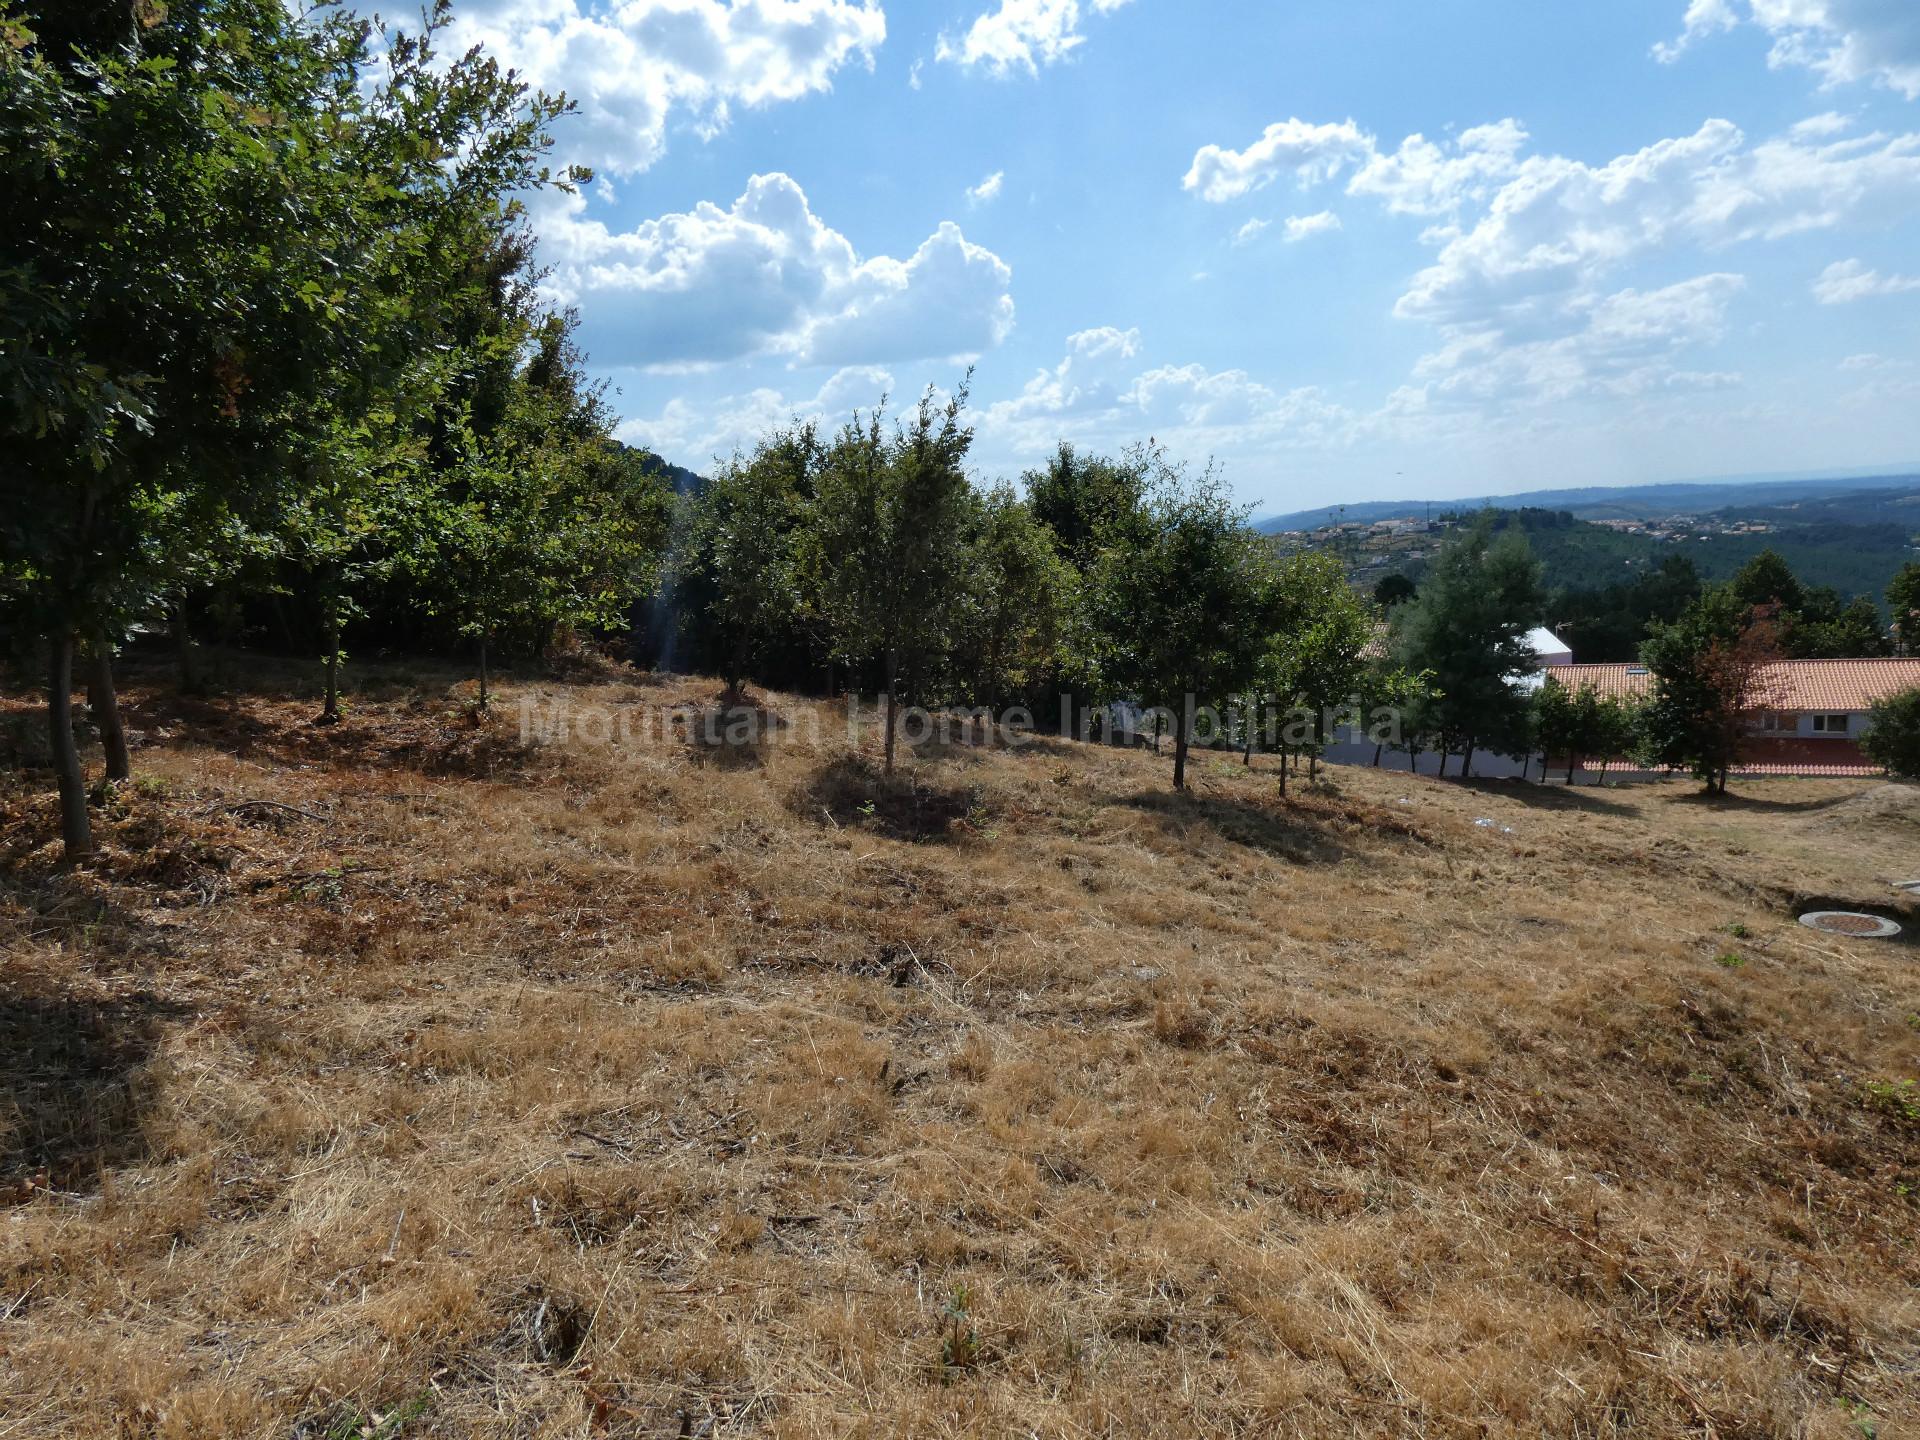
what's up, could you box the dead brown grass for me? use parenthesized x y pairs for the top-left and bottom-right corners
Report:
(2, 660), (1917, 1438)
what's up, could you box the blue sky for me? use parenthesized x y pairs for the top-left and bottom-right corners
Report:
(445, 0), (1920, 515)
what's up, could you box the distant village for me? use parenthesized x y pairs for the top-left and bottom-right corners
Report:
(1269, 506), (1786, 585)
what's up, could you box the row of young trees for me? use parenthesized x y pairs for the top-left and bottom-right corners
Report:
(2, 0), (671, 857)
(671, 407), (1406, 790)
(15, 6), (1908, 865)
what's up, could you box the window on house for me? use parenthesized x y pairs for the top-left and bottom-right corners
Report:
(1811, 713), (1850, 734)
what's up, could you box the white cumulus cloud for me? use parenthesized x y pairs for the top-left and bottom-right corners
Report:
(936, 0), (1135, 76)
(616, 365), (900, 464)
(441, 0), (886, 176)
(1182, 118), (1375, 202)
(1347, 120), (1530, 215)
(1812, 257), (1920, 301)
(979, 327), (1361, 459)
(1283, 211), (1343, 243)
(1656, 0), (1920, 99)
(537, 173), (1014, 369)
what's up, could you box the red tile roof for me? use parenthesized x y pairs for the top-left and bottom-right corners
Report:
(1551, 658), (1920, 712)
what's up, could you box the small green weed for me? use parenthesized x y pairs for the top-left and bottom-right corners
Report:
(937, 1284), (981, 1379)
(323, 1396), (430, 1440)
(1858, 1079), (1920, 1126)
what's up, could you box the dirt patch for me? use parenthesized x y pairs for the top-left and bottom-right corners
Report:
(1800, 782), (1920, 836)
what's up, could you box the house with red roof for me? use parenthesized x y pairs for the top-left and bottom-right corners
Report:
(1549, 658), (1920, 777)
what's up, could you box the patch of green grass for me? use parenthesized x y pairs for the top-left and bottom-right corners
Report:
(1715, 951), (1747, 969)
(1722, 921), (1751, 939)
(1858, 1079), (1920, 1126)
(323, 1396), (430, 1440)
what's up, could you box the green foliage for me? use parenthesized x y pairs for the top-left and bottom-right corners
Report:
(937, 1284), (981, 1377)
(1262, 550), (1376, 760)
(1086, 451), (1271, 789)
(1024, 441), (1147, 574)
(1782, 589), (1891, 659)
(1552, 555), (1701, 663)
(1535, 681), (1643, 783)
(1373, 573), (1416, 608)
(1859, 687), (1920, 781)
(1639, 584), (1784, 793)
(1858, 1078), (1920, 1127)
(1, 0), (587, 845)
(1889, 563), (1920, 655)
(674, 424), (817, 695)
(801, 385), (977, 771)
(1730, 549), (1803, 615)
(1390, 521), (1545, 772)
(949, 484), (1081, 708)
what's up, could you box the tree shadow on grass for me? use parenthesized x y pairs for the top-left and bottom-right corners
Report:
(1667, 789), (1850, 816)
(1457, 778), (1638, 817)
(0, 986), (190, 1193)
(682, 695), (793, 771)
(1113, 787), (1362, 866)
(116, 687), (543, 780)
(792, 755), (984, 844)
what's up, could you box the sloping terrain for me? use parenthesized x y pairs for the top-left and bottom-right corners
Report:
(2, 664), (1917, 1438)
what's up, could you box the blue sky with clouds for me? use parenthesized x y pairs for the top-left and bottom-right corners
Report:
(447, 0), (1920, 514)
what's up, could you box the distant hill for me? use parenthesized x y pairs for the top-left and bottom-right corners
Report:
(620, 441), (705, 496)
(1254, 473), (1920, 533)
(1480, 507), (1914, 603)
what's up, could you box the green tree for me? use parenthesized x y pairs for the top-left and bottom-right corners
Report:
(1536, 681), (1642, 785)
(1639, 585), (1786, 794)
(1024, 442), (1147, 573)
(1730, 548), (1803, 616)
(1889, 562), (1920, 655)
(1390, 522), (1545, 778)
(1783, 590), (1889, 659)
(1087, 455), (1272, 791)
(420, 314), (668, 706)
(0, 0), (571, 854)
(1260, 551), (1374, 791)
(1860, 687), (1920, 781)
(1373, 573), (1417, 608)
(803, 385), (976, 774)
(675, 424), (816, 699)
(949, 486), (1080, 712)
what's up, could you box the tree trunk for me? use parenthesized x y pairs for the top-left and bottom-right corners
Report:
(1171, 711), (1190, 791)
(88, 639), (130, 783)
(1277, 744), (1289, 798)
(1153, 712), (1162, 755)
(1437, 747), (1450, 778)
(478, 632), (491, 709)
(49, 634), (92, 861)
(1309, 749), (1319, 781)
(1461, 739), (1477, 779)
(882, 650), (898, 775)
(1242, 699), (1255, 766)
(1372, 742), (1383, 768)
(175, 602), (199, 693)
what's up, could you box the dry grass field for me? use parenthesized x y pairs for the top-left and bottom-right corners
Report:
(3, 661), (1918, 1438)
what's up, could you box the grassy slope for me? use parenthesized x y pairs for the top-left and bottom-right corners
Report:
(3, 663), (1919, 1438)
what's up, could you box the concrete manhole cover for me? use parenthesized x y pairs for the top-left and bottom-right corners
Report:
(1799, 911), (1902, 939)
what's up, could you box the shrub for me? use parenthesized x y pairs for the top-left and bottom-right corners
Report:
(1860, 687), (1920, 782)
